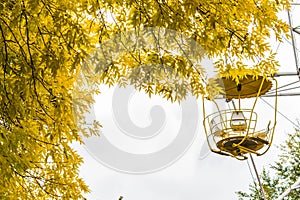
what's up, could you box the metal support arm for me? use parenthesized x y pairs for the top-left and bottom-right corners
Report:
(276, 177), (300, 200)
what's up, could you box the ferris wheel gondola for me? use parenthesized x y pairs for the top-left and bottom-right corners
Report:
(202, 75), (278, 160)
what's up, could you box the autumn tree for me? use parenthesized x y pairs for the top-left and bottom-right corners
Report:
(0, 0), (291, 199)
(237, 127), (300, 200)
(0, 0), (102, 199)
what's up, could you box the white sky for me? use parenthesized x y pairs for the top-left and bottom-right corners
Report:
(74, 4), (300, 200)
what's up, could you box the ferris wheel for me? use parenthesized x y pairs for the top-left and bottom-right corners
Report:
(202, 2), (300, 199)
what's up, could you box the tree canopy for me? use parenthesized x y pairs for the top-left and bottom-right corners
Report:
(95, 0), (290, 100)
(0, 0), (291, 199)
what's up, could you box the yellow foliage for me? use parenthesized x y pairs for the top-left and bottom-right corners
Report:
(0, 0), (101, 198)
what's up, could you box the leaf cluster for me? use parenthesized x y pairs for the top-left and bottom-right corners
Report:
(0, 0), (102, 198)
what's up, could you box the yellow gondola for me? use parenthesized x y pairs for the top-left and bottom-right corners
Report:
(202, 75), (278, 160)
